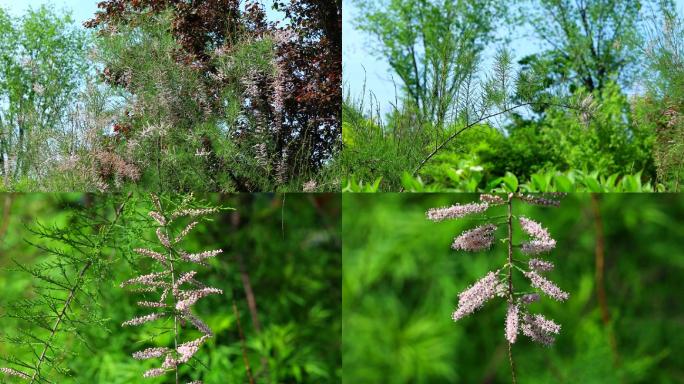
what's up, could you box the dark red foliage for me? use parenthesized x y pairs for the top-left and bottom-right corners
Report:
(86, 0), (252, 67)
(112, 122), (132, 136)
(274, 0), (342, 169)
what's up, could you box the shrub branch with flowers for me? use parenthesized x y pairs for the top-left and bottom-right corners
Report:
(428, 193), (569, 383)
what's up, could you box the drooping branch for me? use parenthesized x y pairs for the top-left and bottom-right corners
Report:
(403, 101), (585, 189)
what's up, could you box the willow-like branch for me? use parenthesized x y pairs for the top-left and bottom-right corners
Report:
(28, 193), (131, 384)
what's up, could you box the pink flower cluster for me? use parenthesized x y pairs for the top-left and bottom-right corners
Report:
(518, 194), (562, 207)
(521, 314), (561, 346)
(170, 208), (218, 220)
(428, 194), (568, 350)
(176, 288), (224, 312)
(520, 293), (540, 304)
(524, 271), (569, 302)
(0, 368), (30, 380)
(427, 202), (489, 222)
(452, 224), (497, 251)
(528, 258), (554, 272)
(132, 347), (170, 360)
(133, 248), (167, 265)
(519, 217), (556, 254)
(179, 249), (223, 265)
(175, 221), (199, 244)
(122, 313), (165, 327)
(505, 304), (519, 343)
(452, 270), (502, 321)
(480, 194), (505, 205)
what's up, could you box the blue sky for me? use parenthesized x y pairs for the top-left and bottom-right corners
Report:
(0, 0), (98, 24)
(343, 0), (684, 112)
(0, 0), (284, 26)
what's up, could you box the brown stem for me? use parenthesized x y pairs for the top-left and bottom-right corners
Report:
(0, 194), (13, 242)
(232, 297), (256, 384)
(506, 193), (517, 384)
(236, 253), (263, 333)
(230, 208), (269, 377)
(590, 194), (620, 366)
(29, 193), (130, 383)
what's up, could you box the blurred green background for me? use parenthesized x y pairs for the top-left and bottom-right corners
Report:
(342, 193), (684, 383)
(0, 193), (341, 383)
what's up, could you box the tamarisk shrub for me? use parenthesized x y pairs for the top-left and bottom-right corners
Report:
(427, 193), (568, 383)
(121, 194), (224, 382)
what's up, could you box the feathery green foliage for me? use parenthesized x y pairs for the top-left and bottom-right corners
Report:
(0, 194), (131, 383)
(0, 193), (341, 383)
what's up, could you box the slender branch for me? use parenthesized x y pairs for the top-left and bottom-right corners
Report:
(29, 193), (131, 383)
(590, 194), (620, 366)
(30, 260), (90, 384)
(157, 202), (179, 384)
(409, 103), (533, 181)
(168, 248), (179, 384)
(506, 193), (517, 384)
(232, 296), (256, 384)
(230, 207), (268, 379)
(236, 254), (262, 333)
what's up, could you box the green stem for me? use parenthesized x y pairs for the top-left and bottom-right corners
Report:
(506, 193), (517, 384)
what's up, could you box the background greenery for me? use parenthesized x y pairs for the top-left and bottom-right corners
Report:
(0, 193), (341, 383)
(343, 193), (684, 383)
(342, 0), (684, 192)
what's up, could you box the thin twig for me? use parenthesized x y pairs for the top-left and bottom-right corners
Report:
(29, 193), (131, 383)
(230, 208), (268, 378)
(237, 254), (262, 333)
(232, 296), (255, 384)
(401, 101), (583, 191)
